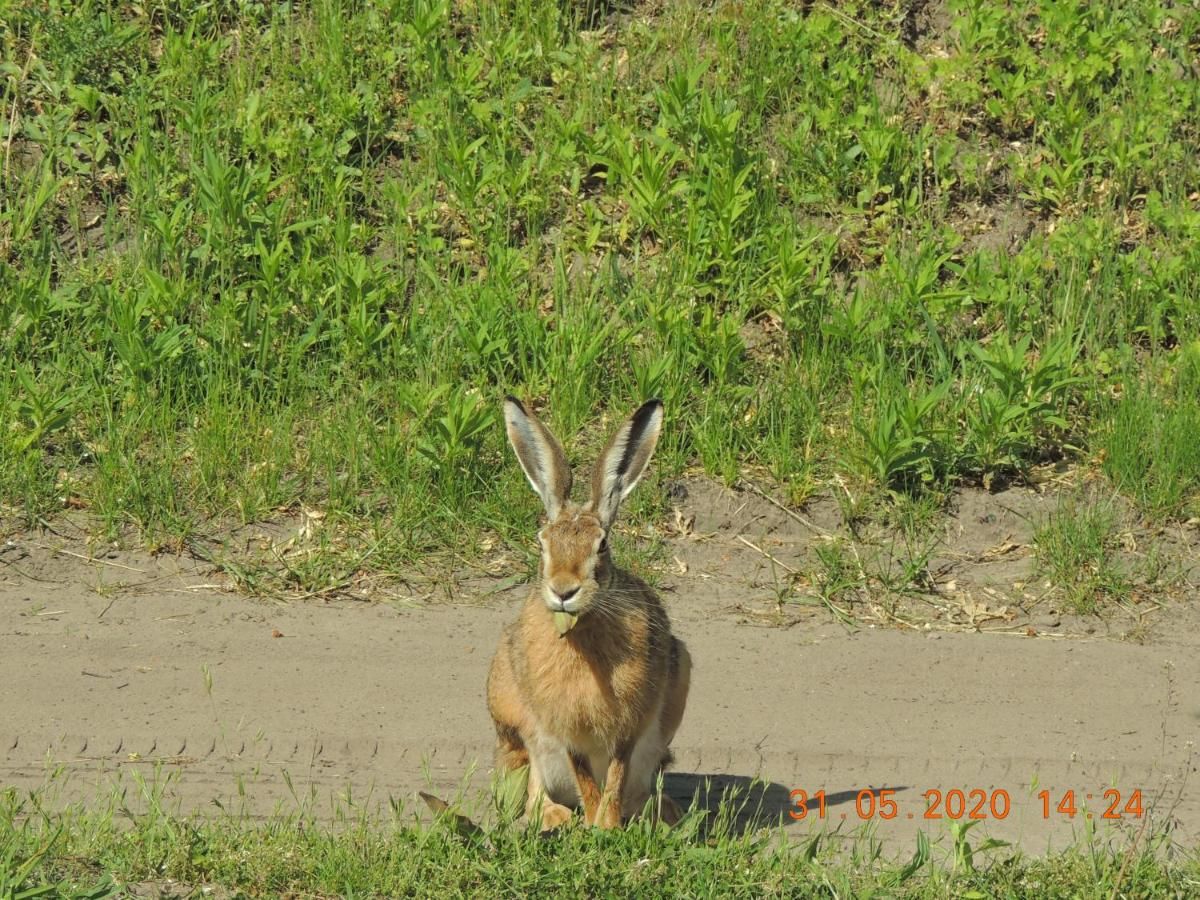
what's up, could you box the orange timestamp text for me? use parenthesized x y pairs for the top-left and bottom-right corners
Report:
(789, 788), (1145, 822)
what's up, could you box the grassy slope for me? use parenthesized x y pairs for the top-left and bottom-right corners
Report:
(2, 0), (1198, 585)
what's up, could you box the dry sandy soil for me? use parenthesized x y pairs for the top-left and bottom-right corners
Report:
(2, 478), (1197, 856)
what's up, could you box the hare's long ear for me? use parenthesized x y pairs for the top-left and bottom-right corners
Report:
(590, 400), (663, 528)
(503, 396), (573, 518)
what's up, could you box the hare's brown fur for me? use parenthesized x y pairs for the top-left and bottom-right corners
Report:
(487, 400), (690, 828)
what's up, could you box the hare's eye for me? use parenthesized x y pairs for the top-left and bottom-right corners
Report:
(598, 537), (609, 554)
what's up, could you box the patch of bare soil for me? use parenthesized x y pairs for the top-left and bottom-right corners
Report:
(652, 476), (1198, 642)
(954, 200), (1036, 256)
(123, 883), (234, 900)
(55, 197), (130, 259)
(904, 0), (955, 52)
(2, 480), (1198, 854)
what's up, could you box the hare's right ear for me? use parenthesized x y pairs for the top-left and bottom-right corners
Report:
(503, 396), (573, 518)
(590, 399), (663, 527)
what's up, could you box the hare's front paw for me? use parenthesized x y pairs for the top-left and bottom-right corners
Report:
(537, 801), (574, 831)
(595, 795), (623, 829)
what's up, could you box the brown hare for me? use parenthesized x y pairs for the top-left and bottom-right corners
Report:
(486, 397), (691, 830)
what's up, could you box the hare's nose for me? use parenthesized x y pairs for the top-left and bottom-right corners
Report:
(554, 586), (579, 604)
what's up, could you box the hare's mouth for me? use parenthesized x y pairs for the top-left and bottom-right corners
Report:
(544, 585), (584, 614)
(543, 583), (588, 637)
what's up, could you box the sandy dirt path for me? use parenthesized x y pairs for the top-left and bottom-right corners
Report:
(2, 545), (1196, 857)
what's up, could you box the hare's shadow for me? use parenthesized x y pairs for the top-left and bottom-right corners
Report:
(664, 773), (909, 837)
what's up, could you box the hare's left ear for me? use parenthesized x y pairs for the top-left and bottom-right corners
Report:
(590, 400), (663, 528)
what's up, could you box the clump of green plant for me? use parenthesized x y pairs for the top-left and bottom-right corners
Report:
(1099, 348), (1200, 522)
(851, 380), (952, 494)
(960, 333), (1081, 489)
(811, 537), (863, 619)
(1033, 499), (1130, 615)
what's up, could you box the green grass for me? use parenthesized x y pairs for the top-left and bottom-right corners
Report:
(1099, 347), (1200, 523)
(1033, 498), (1130, 615)
(2, 0), (1198, 584)
(2, 779), (1197, 898)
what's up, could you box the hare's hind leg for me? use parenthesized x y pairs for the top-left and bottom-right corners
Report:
(622, 640), (692, 825)
(488, 638), (569, 826)
(488, 634), (534, 774)
(622, 726), (682, 825)
(653, 639), (692, 825)
(661, 638), (691, 744)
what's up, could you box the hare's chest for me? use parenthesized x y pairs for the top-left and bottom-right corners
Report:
(527, 646), (641, 742)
